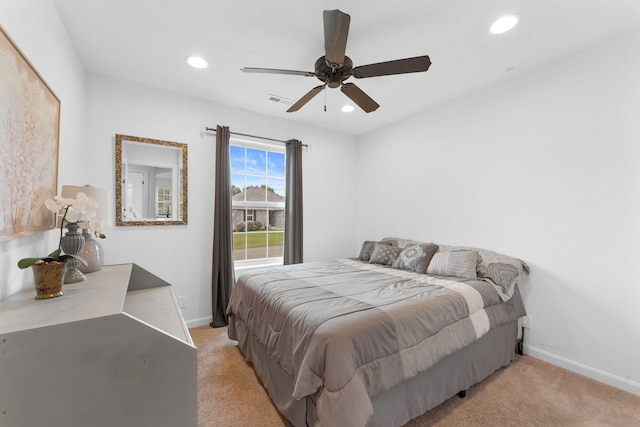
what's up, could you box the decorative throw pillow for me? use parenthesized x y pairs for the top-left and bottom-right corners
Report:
(369, 242), (403, 266)
(358, 240), (393, 262)
(426, 250), (478, 280)
(381, 237), (421, 249)
(483, 262), (520, 291)
(438, 244), (529, 301)
(392, 243), (439, 273)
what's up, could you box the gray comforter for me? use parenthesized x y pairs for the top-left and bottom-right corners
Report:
(227, 258), (525, 426)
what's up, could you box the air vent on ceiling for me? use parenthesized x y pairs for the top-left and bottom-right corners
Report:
(266, 94), (294, 106)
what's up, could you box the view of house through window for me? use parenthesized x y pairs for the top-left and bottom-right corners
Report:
(230, 141), (285, 263)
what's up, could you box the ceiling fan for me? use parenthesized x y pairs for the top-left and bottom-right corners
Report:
(241, 9), (432, 113)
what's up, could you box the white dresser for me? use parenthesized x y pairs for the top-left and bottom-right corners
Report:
(0, 264), (197, 427)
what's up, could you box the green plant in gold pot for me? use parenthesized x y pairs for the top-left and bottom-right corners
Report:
(17, 191), (106, 299)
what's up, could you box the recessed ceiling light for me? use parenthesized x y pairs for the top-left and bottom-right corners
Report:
(490, 15), (520, 34)
(341, 105), (355, 113)
(187, 56), (208, 69)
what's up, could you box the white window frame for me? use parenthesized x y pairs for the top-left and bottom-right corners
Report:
(230, 136), (285, 271)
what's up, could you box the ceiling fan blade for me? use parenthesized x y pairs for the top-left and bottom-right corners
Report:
(341, 83), (379, 113)
(241, 67), (315, 77)
(286, 85), (325, 113)
(323, 9), (350, 66)
(352, 55), (432, 79)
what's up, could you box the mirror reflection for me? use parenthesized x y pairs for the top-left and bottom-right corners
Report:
(115, 134), (188, 226)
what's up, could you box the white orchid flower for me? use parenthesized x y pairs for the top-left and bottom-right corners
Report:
(45, 196), (74, 213)
(89, 218), (106, 238)
(43, 191), (106, 234)
(18, 191), (106, 269)
(57, 192), (97, 223)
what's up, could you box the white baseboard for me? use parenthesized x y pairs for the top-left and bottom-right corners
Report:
(185, 316), (213, 329)
(524, 344), (640, 397)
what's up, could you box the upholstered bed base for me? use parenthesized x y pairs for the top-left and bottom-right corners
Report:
(230, 316), (519, 427)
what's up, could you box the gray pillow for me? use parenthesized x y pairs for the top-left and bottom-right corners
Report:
(392, 243), (439, 273)
(369, 243), (402, 266)
(358, 240), (392, 261)
(381, 237), (421, 248)
(427, 250), (478, 280)
(437, 244), (529, 300)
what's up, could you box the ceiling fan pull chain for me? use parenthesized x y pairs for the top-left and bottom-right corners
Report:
(324, 85), (327, 112)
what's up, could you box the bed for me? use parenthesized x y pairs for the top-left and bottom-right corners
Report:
(227, 239), (528, 426)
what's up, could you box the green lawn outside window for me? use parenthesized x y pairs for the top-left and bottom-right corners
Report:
(233, 231), (284, 249)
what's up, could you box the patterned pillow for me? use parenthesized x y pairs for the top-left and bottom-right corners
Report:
(369, 243), (403, 266)
(426, 250), (478, 280)
(392, 243), (439, 273)
(381, 237), (421, 248)
(358, 240), (393, 261)
(438, 244), (529, 301)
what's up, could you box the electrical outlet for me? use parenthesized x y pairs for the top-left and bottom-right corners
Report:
(178, 296), (187, 308)
(521, 315), (531, 329)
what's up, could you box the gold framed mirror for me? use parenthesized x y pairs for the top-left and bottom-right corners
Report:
(115, 134), (188, 226)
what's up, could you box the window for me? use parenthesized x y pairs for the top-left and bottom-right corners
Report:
(230, 139), (285, 265)
(156, 187), (171, 218)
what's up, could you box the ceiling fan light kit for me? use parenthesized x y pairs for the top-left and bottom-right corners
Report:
(241, 9), (432, 114)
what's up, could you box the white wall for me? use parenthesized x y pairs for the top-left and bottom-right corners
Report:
(84, 74), (358, 326)
(356, 28), (640, 395)
(0, 0), (86, 299)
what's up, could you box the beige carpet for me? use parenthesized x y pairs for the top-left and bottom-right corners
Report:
(191, 325), (640, 427)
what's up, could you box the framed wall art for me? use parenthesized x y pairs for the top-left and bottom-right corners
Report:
(0, 24), (60, 242)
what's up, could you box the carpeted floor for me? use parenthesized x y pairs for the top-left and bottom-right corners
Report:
(191, 325), (640, 427)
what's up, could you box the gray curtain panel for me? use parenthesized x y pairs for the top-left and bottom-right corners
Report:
(284, 139), (304, 265)
(210, 125), (235, 327)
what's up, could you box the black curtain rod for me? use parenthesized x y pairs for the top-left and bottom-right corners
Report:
(204, 127), (308, 147)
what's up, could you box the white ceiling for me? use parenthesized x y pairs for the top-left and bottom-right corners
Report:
(52, 0), (640, 136)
